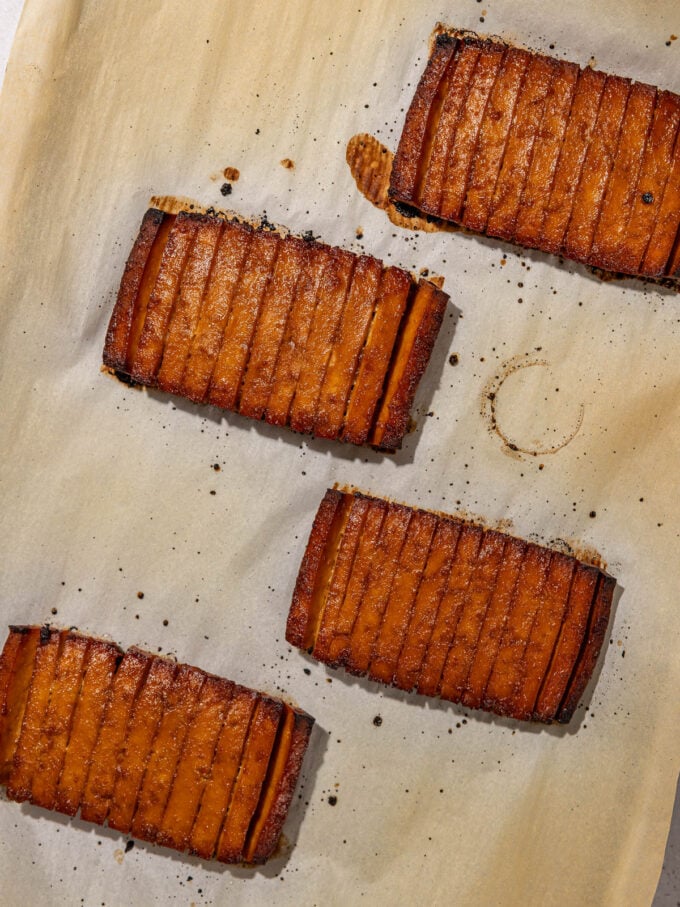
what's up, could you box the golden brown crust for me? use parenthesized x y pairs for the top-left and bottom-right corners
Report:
(105, 207), (447, 451)
(392, 28), (680, 279)
(0, 628), (314, 864)
(291, 490), (614, 723)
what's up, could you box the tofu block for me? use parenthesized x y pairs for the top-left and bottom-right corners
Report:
(288, 490), (615, 723)
(104, 204), (448, 451)
(0, 627), (314, 864)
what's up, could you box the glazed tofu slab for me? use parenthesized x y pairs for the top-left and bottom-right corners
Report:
(390, 28), (680, 281)
(286, 490), (616, 724)
(103, 207), (449, 452)
(0, 626), (313, 865)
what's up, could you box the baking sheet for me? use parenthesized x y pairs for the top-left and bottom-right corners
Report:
(1, 1), (679, 904)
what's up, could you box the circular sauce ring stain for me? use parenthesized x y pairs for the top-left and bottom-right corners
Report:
(483, 356), (584, 457)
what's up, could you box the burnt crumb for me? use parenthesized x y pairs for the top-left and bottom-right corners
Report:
(641, 192), (654, 204)
(137, 591), (144, 599)
(51, 607), (58, 615)
(259, 212), (277, 232)
(435, 33), (456, 47)
(220, 183), (232, 196)
(448, 353), (459, 366)
(213, 463), (221, 471)
(373, 715), (383, 727)
(327, 796), (338, 806)
(355, 227), (364, 239)
(210, 489), (216, 495)
(223, 167), (240, 181)
(302, 230), (319, 243)
(280, 158), (295, 169)
(40, 625), (52, 645)
(303, 668), (311, 675)
(125, 840), (134, 853)
(114, 370), (137, 387)
(507, 442), (519, 452)
(162, 619), (169, 626)
(393, 200), (421, 219)
(589, 511), (597, 518)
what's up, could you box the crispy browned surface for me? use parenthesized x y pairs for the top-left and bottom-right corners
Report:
(54, 639), (120, 816)
(238, 237), (309, 420)
(103, 209), (167, 371)
(533, 564), (600, 721)
(419, 41), (481, 214)
(208, 230), (281, 411)
(341, 267), (412, 446)
(369, 280), (448, 451)
(438, 530), (507, 703)
(30, 634), (90, 811)
(486, 53), (556, 241)
(394, 518), (462, 692)
(130, 664), (206, 843)
(390, 35), (459, 203)
(345, 504), (412, 676)
(216, 699), (282, 863)
(105, 207), (447, 450)
(563, 75), (632, 264)
(80, 649), (153, 825)
(245, 709), (314, 864)
(156, 217), (223, 395)
(557, 575), (616, 723)
(289, 248), (355, 434)
(460, 47), (530, 233)
(0, 627), (314, 863)
(187, 685), (255, 859)
(589, 82), (656, 271)
(131, 214), (199, 384)
(292, 490), (614, 722)
(0, 628), (40, 783)
(285, 488), (345, 649)
(439, 42), (505, 221)
(181, 220), (253, 402)
(369, 509), (437, 684)
(7, 628), (63, 803)
(514, 60), (579, 247)
(394, 29), (680, 279)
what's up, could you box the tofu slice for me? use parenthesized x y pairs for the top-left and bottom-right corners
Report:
(640, 125), (680, 276)
(482, 547), (553, 715)
(393, 518), (462, 692)
(238, 237), (309, 421)
(54, 639), (120, 816)
(208, 230), (281, 411)
(623, 92), (680, 275)
(461, 47), (530, 233)
(156, 217), (224, 395)
(389, 34), (460, 204)
(438, 530), (507, 703)
(533, 564), (600, 721)
(215, 698), (282, 863)
(314, 256), (382, 440)
(513, 60), (579, 248)
(0, 627), (40, 784)
(419, 41), (481, 214)
(103, 209), (168, 372)
(187, 686), (256, 860)
(289, 248), (356, 434)
(181, 221), (253, 403)
(540, 67), (607, 254)
(130, 213), (199, 383)
(439, 41), (505, 221)
(130, 664), (206, 843)
(341, 268), (412, 446)
(589, 82), (657, 271)
(368, 509), (437, 684)
(486, 54), (557, 241)
(417, 525), (484, 697)
(30, 633), (90, 811)
(563, 75), (632, 264)
(155, 675), (235, 852)
(80, 648), (153, 825)
(7, 628), (64, 803)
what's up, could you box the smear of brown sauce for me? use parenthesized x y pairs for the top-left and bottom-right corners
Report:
(346, 133), (458, 234)
(482, 354), (584, 459)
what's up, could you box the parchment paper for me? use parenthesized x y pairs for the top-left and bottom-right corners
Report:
(1, 1), (679, 904)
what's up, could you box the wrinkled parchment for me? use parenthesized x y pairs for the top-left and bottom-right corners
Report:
(0, 1), (679, 904)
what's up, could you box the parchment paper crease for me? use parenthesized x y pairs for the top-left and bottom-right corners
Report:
(0, 1), (678, 904)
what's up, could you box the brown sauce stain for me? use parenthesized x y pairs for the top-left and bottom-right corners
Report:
(346, 133), (458, 234)
(280, 158), (295, 170)
(482, 355), (584, 459)
(223, 167), (240, 181)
